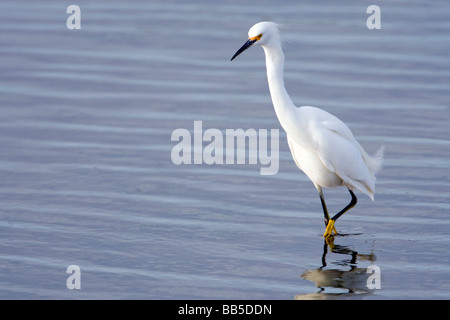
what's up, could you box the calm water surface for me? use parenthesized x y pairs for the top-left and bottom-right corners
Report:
(0, 0), (449, 299)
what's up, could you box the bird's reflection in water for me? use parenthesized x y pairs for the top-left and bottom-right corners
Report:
(295, 237), (376, 300)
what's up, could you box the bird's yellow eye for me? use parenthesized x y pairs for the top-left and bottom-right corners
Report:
(250, 33), (263, 41)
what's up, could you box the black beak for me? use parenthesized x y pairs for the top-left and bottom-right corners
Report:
(230, 39), (257, 61)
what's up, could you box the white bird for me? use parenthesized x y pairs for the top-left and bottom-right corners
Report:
(231, 22), (384, 238)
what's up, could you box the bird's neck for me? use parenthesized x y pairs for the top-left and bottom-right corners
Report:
(263, 44), (297, 132)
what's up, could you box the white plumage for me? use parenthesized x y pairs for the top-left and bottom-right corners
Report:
(231, 22), (384, 237)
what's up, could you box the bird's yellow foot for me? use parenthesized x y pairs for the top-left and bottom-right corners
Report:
(323, 220), (338, 238)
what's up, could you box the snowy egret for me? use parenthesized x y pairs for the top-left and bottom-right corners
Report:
(231, 22), (384, 238)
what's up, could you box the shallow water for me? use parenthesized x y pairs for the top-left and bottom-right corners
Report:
(0, 0), (449, 299)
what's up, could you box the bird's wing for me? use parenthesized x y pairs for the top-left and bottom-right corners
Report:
(286, 107), (376, 198)
(312, 117), (376, 199)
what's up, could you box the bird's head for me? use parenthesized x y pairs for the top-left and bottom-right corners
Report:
(231, 21), (280, 61)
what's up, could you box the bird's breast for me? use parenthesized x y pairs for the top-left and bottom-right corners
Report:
(287, 134), (344, 189)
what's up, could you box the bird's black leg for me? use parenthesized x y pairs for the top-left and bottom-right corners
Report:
(318, 187), (330, 227)
(323, 189), (357, 238)
(331, 189), (357, 222)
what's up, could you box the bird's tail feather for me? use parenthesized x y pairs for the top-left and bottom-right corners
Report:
(368, 145), (385, 174)
(353, 144), (384, 201)
(358, 144), (384, 175)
